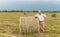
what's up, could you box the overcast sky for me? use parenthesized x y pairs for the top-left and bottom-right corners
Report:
(0, 0), (60, 11)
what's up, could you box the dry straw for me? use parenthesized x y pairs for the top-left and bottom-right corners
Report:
(19, 16), (39, 34)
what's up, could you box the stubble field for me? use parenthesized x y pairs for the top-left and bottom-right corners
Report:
(0, 12), (60, 37)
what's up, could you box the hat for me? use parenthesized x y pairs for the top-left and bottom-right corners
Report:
(38, 10), (42, 12)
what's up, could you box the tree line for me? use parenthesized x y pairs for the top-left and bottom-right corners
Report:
(0, 10), (60, 13)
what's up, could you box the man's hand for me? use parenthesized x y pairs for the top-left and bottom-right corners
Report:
(35, 17), (38, 19)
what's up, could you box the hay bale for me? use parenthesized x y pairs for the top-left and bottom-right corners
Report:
(51, 14), (56, 18)
(24, 12), (27, 15)
(19, 16), (39, 34)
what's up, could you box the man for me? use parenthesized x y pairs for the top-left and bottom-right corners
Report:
(35, 10), (47, 33)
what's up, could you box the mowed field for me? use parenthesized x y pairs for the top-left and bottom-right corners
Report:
(0, 12), (60, 37)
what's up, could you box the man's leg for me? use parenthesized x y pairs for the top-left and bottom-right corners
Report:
(39, 21), (44, 32)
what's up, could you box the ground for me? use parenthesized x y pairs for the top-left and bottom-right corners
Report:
(0, 12), (60, 37)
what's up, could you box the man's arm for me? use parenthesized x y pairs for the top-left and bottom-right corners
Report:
(43, 14), (47, 21)
(34, 15), (38, 19)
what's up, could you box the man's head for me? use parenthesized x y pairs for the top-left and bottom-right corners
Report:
(38, 10), (42, 15)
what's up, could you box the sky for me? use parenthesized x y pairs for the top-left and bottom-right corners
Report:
(0, 0), (60, 11)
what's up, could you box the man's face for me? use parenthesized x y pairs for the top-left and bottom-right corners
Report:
(38, 12), (42, 15)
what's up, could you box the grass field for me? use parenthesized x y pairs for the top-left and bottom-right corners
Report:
(0, 12), (60, 37)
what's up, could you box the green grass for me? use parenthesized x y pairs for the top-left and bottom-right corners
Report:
(0, 12), (60, 37)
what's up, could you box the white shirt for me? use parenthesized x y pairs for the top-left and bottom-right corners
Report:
(35, 13), (47, 21)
